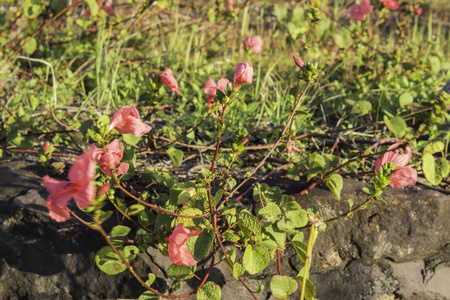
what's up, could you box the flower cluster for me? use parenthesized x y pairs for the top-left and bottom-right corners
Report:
(375, 143), (417, 188)
(43, 106), (151, 222)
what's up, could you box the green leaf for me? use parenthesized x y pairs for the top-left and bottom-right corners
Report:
(95, 246), (127, 275)
(123, 134), (141, 146)
(273, 5), (287, 22)
(123, 245), (139, 260)
(276, 218), (296, 234)
(292, 241), (308, 262)
(167, 147), (184, 167)
(24, 0), (43, 19)
(326, 173), (343, 201)
(253, 183), (282, 204)
(231, 262), (245, 279)
(197, 281), (221, 300)
(282, 200), (307, 227)
(177, 187), (196, 204)
(174, 208), (206, 227)
(424, 140), (445, 154)
(167, 264), (195, 280)
(429, 56), (441, 73)
(270, 275), (298, 299)
(258, 202), (282, 222)
(423, 153), (449, 186)
(297, 277), (316, 300)
(186, 228), (215, 261)
(242, 245), (270, 275)
(97, 114), (111, 126)
(399, 92), (413, 107)
(23, 38), (37, 55)
(138, 291), (159, 300)
(261, 223), (286, 250)
(85, 0), (99, 16)
(169, 182), (195, 205)
(334, 27), (352, 49)
(110, 225), (131, 237)
(128, 204), (146, 216)
(145, 273), (156, 286)
(350, 100), (372, 116)
(238, 210), (261, 238)
(383, 115), (406, 137)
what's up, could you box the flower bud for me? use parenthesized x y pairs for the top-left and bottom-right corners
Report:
(293, 56), (305, 69)
(234, 62), (253, 89)
(414, 7), (422, 16)
(43, 142), (50, 152)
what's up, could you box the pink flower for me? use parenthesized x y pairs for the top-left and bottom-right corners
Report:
(160, 68), (180, 95)
(414, 7), (422, 16)
(348, 0), (373, 21)
(243, 36), (263, 54)
(293, 56), (305, 69)
(89, 139), (129, 177)
(166, 223), (202, 267)
(226, 0), (234, 10)
(109, 106), (152, 137)
(374, 143), (417, 188)
(42, 148), (97, 222)
(380, 0), (399, 10)
(234, 62), (253, 89)
(204, 77), (232, 117)
(43, 142), (50, 152)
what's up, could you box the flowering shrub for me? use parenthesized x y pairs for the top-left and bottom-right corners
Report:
(2, 0), (449, 299)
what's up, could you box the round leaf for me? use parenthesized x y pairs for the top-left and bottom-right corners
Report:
(197, 281), (221, 300)
(23, 38), (37, 55)
(270, 275), (298, 299)
(243, 245), (270, 275)
(399, 92), (413, 107)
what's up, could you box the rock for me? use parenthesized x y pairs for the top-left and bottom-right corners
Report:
(1, 158), (449, 299)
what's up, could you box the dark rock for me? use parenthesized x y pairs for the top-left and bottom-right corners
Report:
(1, 158), (449, 299)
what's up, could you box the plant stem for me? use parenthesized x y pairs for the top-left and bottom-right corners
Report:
(211, 104), (228, 173)
(300, 224), (317, 300)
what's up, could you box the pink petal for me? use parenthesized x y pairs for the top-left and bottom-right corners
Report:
(204, 77), (217, 96)
(115, 115), (152, 137)
(207, 95), (215, 110)
(166, 223), (201, 267)
(161, 68), (180, 95)
(47, 199), (71, 222)
(115, 163), (129, 175)
(68, 148), (96, 185)
(73, 181), (97, 209)
(217, 78), (232, 93)
(234, 62), (253, 89)
(43, 176), (70, 194)
(390, 166), (417, 188)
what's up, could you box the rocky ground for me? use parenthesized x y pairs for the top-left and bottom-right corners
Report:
(0, 158), (449, 300)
